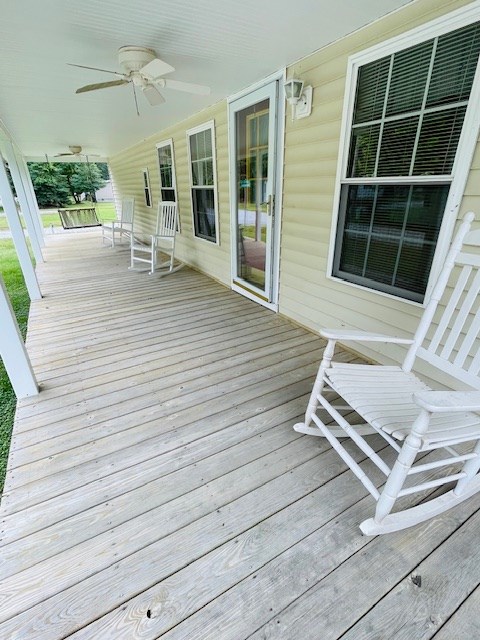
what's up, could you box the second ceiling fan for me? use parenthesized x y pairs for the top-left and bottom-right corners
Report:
(70, 46), (210, 112)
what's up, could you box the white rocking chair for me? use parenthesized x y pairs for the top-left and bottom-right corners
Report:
(294, 212), (480, 535)
(130, 201), (180, 275)
(102, 197), (134, 247)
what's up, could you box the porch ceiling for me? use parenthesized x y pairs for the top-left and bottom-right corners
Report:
(0, 0), (412, 161)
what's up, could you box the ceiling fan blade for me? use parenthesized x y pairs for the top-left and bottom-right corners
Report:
(140, 57), (175, 80)
(68, 63), (124, 76)
(54, 153), (73, 157)
(142, 84), (165, 106)
(76, 79), (129, 94)
(162, 79), (210, 95)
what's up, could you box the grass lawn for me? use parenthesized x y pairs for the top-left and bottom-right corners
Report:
(0, 240), (30, 494)
(0, 202), (117, 230)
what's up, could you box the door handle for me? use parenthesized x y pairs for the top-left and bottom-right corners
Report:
(262, 194), (274, 216)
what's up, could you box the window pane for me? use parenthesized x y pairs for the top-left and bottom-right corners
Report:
(353, 57), (390, 124)
(158, 145), (173, 189)
(395, 185), (448, 293)
(427, 22), (480, 108)
(204, 159), (214, 186)
(258, 112), (269, 146)
(190, 135), (198, 161)
(386, 41), (433, 117)
(161, 188), (176, 202)
(336, 184), (450, 300)
(413, 105), (467, 175)
(249, 118), (257, 147)
(348, 123), (380, 177)
(204, 129), (212, 157)
(377, 116), (419, 176)
(192, 160), (201, 186)
(192, 188), (216, 241)
(160, 165), (173, 187)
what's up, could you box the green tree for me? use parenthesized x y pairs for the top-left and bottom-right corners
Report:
(27, 163), (71, 207)
(69, 163), (106, 202)
(58, 164), (80, 203)
(96, 163), (110, 181)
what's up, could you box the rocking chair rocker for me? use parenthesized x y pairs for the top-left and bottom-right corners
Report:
(295, 212), (480, 535)
(130, 201), (181, 275)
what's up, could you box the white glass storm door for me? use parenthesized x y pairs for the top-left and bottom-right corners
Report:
(229, 81), (280, 306)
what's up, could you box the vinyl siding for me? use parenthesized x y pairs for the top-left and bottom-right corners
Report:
(109, 102), (230, 285)
(279, 0), (480, 375)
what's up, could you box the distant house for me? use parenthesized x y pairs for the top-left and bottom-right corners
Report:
(95, 179), (114, 202)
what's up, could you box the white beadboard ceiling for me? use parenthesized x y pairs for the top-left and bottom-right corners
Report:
(0, 0), (413, 161)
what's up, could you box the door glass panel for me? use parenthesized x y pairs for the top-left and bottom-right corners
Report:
(235, 99), (269, 291)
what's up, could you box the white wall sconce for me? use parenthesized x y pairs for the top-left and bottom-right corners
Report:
(284, 78), (313, 121)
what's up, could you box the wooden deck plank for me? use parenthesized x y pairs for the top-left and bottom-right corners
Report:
(338, 507), (480, 640)
(14, 327), (312, 425)
(0, 441), (383, 638)
(433, 585), (480, 639)
(1, 393), (310, 546)
(2, 349), (323, 507)
(0, 230), (478, 639)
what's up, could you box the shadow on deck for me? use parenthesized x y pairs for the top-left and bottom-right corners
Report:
(0, 230), (479, 639)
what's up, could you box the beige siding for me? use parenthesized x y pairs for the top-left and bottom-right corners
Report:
(279, 0), (480, 370)
(108, 0), (479, 380)
(109, 102), (231, 285)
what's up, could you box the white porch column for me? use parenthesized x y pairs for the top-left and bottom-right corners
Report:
(0, 152), (42, 300)
(3, 142), (44, 263)
(18, 152), (45, 248)
(0, 277), (38, 398)
(16, 149), (45, 248)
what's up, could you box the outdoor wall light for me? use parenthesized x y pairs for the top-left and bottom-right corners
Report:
(283, 78), (313, 121)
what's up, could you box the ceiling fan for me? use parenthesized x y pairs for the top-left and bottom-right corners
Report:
(70, 46), (210, 112)
(54, 145), (99, 158)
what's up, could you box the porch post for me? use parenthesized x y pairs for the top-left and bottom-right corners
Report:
(3, 142), (44, 263)
(0, 276), (38, 398)
(17, 150), (45, 248)
(0, 152), (42, 300)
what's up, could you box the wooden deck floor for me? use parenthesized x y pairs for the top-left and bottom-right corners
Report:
(1, 230), (480, 639)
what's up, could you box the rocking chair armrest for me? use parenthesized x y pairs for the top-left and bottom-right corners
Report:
(320, 329), (414, 344)
(413, 390), (480, 413)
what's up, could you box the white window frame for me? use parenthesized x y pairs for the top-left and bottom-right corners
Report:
(327, 3), (480, 306)
(156, 138), (180, 231)
(142, 167), (152, 208)
(186, 120), (219, 245)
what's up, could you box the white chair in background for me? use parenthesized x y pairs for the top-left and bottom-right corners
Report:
(102, 197), (134, 247)
(130, 201), (181, 275)
(294, 212), (480, 535)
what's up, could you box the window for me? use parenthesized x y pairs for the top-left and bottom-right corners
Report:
(156, 139), (179, 231)
(142, 168), (152, 207)
(187, 121), (219, 243)
(156, 139), (177, 203)
(332, 20), (480, 302)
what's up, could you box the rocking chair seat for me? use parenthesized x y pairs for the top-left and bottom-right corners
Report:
(325, 362), (480, 445)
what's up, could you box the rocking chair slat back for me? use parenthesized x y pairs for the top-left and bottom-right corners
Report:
(155, 202), (177, 237)
(120, 197), (134, 224)
(403, 212), (480, 390)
